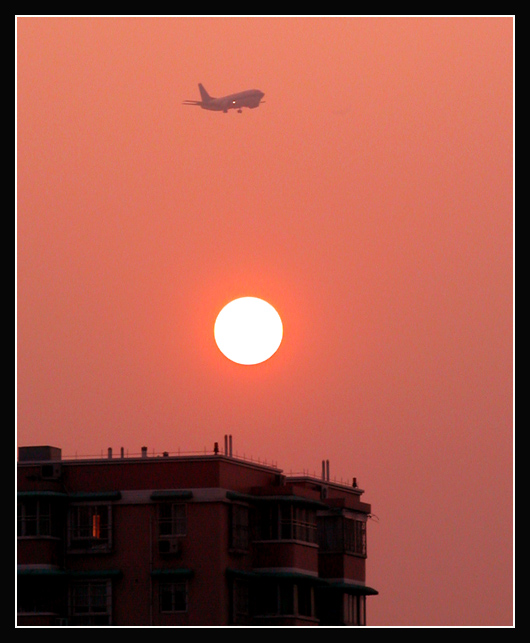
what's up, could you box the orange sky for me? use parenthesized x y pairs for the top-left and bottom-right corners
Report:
(16, 16), (513, 626)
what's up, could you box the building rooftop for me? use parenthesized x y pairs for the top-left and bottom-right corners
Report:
(17, 437), (376, 626)
(18, 437), (366, 495)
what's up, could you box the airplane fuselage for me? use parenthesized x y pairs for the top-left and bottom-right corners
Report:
(202, 89), (264, 112)
(183, 85), (265, 113)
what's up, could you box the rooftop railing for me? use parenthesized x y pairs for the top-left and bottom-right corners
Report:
(59, 447), (360, 490)
(62, 446), (280, 469)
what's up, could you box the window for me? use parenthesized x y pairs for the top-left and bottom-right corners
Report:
(232, 579), (250, 624)
(18, 499), (56, 537)
(253, 581), (315, 619)
(230, 504), (250, 551)
(318, 514), (367, 556)
(70, 580), (111, 625)
(160, 582), (187, 613)
(297, 583), (313, 618)
(256, 504), (279, 540)
(68, 505), (111, 551)
(256, 503), (317, 544)
(279, 582), (294, 615)
(344, 517), (366, 556)
(344, 594), (366, 625)
(291, 506), (317, 543)
(158, 503), (186, 537)
(318, 514), (342, 550)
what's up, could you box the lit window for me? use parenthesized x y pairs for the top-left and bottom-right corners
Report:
(92, 513), (101, 538)
(68, 505), (111, 551)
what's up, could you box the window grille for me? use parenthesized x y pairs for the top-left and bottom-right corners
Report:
(70, 580), (111, 625)
(68, 505), (111, 551)
(17, 499), (54, 537)
(257, 503), (317, 543)
(318, 514), (367, 556)
(158, 503), (187, 537)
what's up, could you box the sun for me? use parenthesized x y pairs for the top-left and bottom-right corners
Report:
(214, 297), (283, 365)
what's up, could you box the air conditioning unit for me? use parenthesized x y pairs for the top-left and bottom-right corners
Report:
(41, 463), (62, 480)
(158, 537), (181, 555)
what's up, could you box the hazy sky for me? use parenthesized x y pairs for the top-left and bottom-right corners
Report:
(16, 16), (513, 626)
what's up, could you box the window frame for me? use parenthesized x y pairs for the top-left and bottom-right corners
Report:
(318, 512), (367, 557)
(69, 579), (112, 625)
(158, 502), (187, 539)
(256, 502), (317, 544)
(230, 503), (251, 551)
(343, 516), (367, 557)
(159, 581), (188, 614)
(17, 498), (55, 538)
(344, 593), (366, 626)
(253, 580), (315, 619)
(231, 578), (251, 624)
(67, 503), (112, 552)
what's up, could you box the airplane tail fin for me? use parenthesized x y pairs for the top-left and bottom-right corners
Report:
(198, 83), (212, 102)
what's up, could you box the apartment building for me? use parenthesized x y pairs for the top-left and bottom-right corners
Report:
(17, 440), (378, 626)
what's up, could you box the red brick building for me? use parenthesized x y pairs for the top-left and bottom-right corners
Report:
(17, 440), (378, 626)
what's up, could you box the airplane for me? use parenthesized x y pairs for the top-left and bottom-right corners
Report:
(183, 83), (265, 113)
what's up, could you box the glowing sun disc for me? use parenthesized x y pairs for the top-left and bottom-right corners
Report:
(214, 297), (283, 365)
